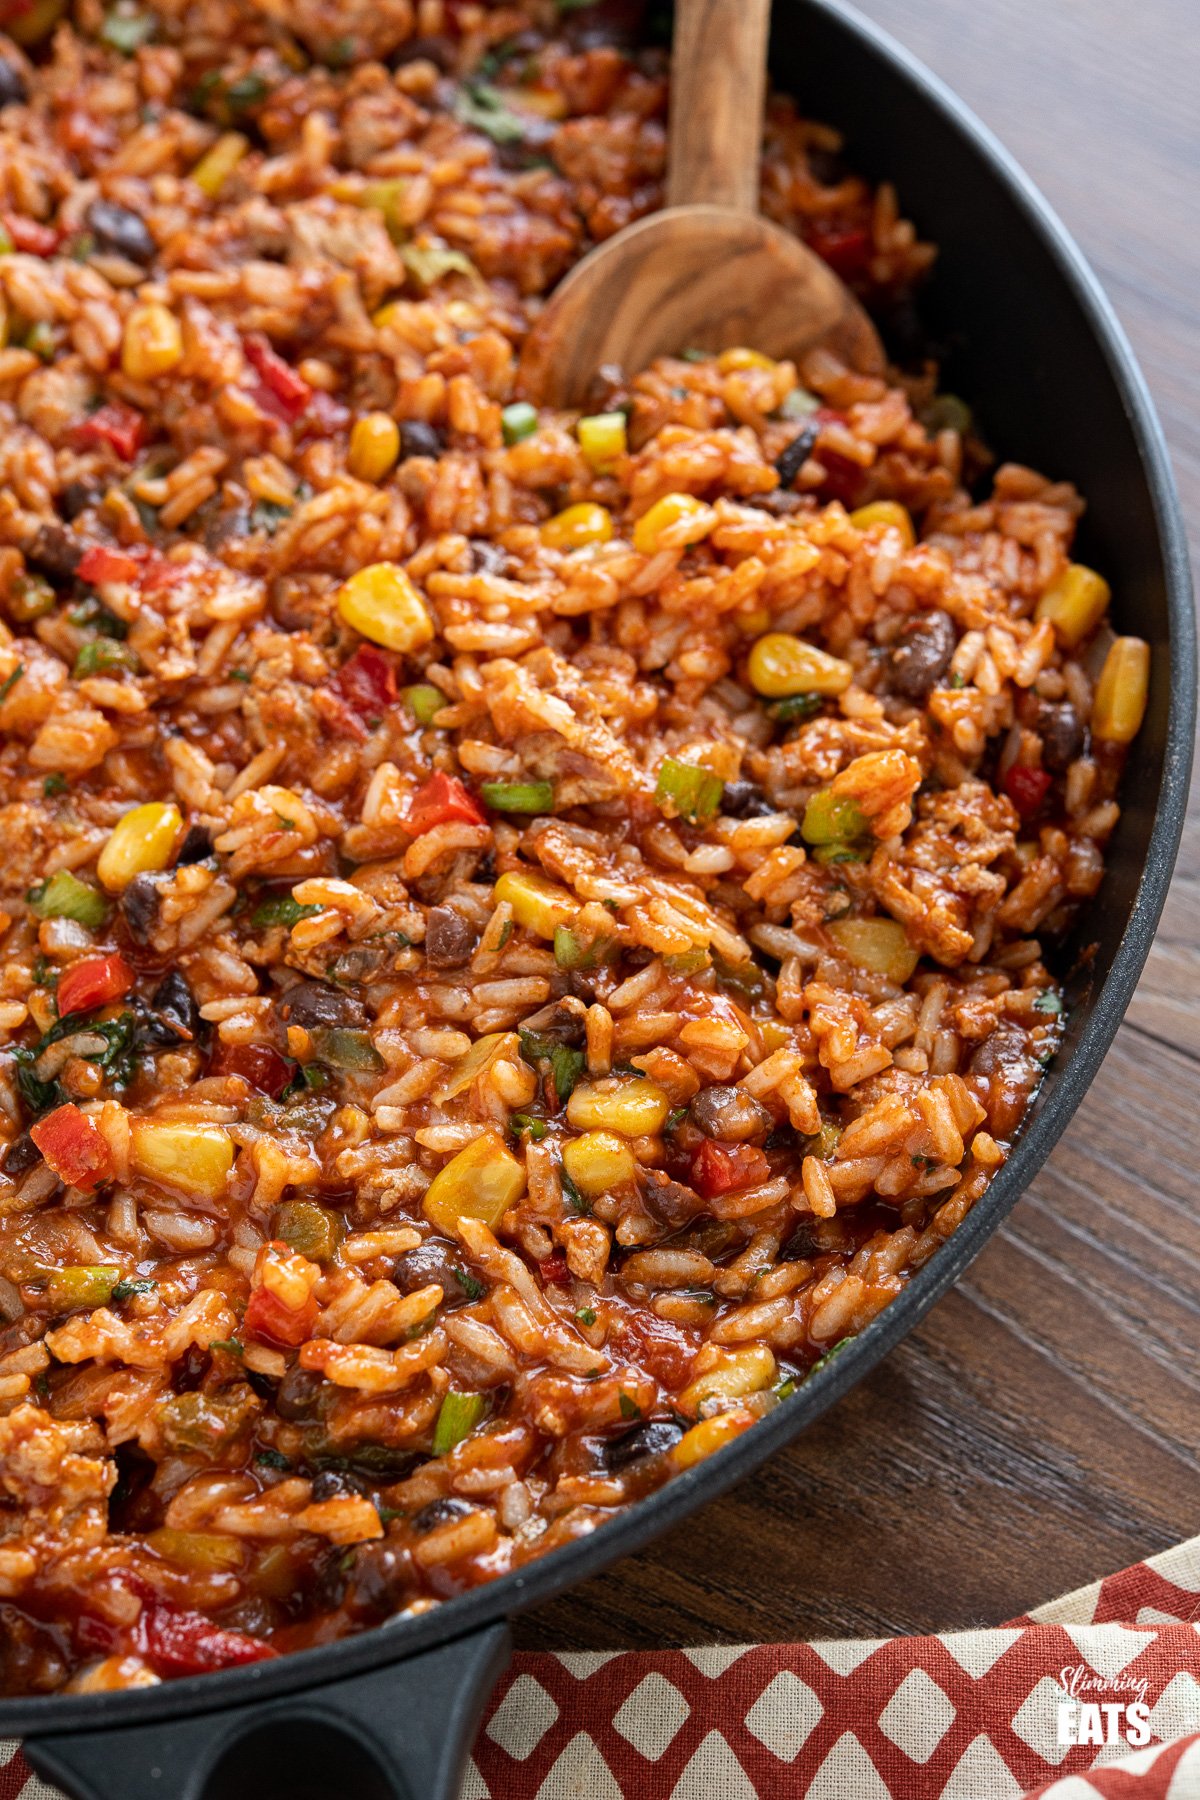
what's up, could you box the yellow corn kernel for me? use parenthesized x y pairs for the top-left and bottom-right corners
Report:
(190, 132), (250, 200)
(632, 492), (716, 556)
(423, 1130), (526, 1236)
(561, 1130), (637, 1198)
(717, 347), (776, 372)
(1035, 562), (1110, 648)
(826, 916), (919, 984)
(577, 411), (627, 472)
(849, 500), (915, 548)
(121, 303), (183, 382)
(348, 412), (401, 484)
(130, 1120), (234, 1201)
(96, 801), (183, 893)
(433, 1032), (516, 1105)
(147, 1529), (244, 1574)
(337, 562), (434, 654)
(493, 870), (577, 940)
(540, 502), (614, 552)
(566, 1076), (670, 1138)
(747, 632), (853, 698)
(1092, 635), (1150, 744)
(678, 1344), (777, 1417)
(671, 1409), (754, 1469)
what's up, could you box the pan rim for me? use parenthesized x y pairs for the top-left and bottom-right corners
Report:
(4, 0), (1194, 1738)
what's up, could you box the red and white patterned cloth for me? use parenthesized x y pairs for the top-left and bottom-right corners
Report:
(5, 1536), (1200, 1799)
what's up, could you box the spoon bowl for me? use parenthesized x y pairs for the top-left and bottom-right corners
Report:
(518, 0), (884, 406)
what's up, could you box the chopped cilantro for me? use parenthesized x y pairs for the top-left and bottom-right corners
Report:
(254, 1446), (293, 1471)
(42, 773), (68, 797)
(618, 1393), (641, 1421)
(111, 1277), (156, 1302)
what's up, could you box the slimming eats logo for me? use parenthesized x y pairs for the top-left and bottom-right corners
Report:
(1055, 1664), (1151, 1748)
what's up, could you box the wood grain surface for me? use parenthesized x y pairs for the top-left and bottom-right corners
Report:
(516, 0), (1200, 1652)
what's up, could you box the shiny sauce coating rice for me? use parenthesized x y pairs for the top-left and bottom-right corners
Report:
(0, 0), (1148, 1692)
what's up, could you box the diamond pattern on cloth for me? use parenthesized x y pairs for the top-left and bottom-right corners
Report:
(7, 1535), (1200, 1799)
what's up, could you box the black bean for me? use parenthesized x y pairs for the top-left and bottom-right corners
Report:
(968, 1022), (1027, 1079)
(413, 1497), (472, 1533)
(86, 199), (156, 267)
(281, 980), (367, 1028)
(641, 1171), (704, 1228)
(688, 1084), (773, 1143)
(603, 1418), (683, 1472)
(781, 1222), (821, 1261)
(393, 1239), (475, 1305)
(120, 873), (160, 945)
(399, 420), (445, 461)
(310, 1468), (367, 1501)
(174, 823), (213, 865)
(469, 538), (510, 576)
(345, 1543), (417, 1623)
(774, 420), (820, 488)
(1039, 700), (1085, 774)
(274, 1365), (327, 1421)
(25, 523), (82, 582)
(0, 57), (25, 109)
(424, 904), (476, 968)
(889, 608), (957, 702)
(2, 1132), (41, 1175)
(148, 968), (200, 1043)
(720, 779), (776, 819)
(60, 478), (103, 521)
(519, 996), (587, 1047)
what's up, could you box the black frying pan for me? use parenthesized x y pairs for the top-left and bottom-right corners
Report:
(4, 3), (1194, 1794)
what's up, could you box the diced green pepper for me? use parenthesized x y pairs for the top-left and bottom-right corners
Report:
(500, 401), (539, 445)
(156, 1387), (258, 1452)
(431, 1390), (487, 1455)
(770, 692), (822, 725)
(549, 1045), (585, 1103)
(27, 870), (108, 929)
(480, 780), (555, 815)
(274, 1199), (341, 1263)
(308, 1027), (386, 1073)
(800, 789), (869, 846)
(662, 947), (710, 977)
(45, 1264), (120, 1311)
(9, 574), (56, 623)
(553, 925), (615, 972)
(73, 639), (138, 678)
(654, 758), (724, 824)
(402, 683), (446, 725)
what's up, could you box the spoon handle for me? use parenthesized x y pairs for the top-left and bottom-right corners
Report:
(665, 0), (771, 213)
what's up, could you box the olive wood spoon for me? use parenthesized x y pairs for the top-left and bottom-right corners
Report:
(518, 0), (884, 406)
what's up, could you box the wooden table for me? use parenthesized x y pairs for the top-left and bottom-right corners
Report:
(518, 0), (1200, 1651)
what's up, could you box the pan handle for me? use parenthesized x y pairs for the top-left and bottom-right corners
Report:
(22, 1621), (510, 1800)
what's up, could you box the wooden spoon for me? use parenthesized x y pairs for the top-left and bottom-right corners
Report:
(518, 0), (884, 407)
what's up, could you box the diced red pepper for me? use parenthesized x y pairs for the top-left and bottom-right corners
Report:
(617, 1311), (696, 1389)
(210, 1043), (294, 1099)
(1004, 763), (1053, 820)
(30, 1103), (113, 1192)
(141, 1599), (277, 1676)
(691, 1138), (771, 1199)
(405, 770), (486, 835)
(808, 222), (872, 280)
(244, 1282), (318, 1349)
(57, 953), (136, 1018)
(74, 401), (145, 461)
(325, 646), (398, 739)
(243, 333), (311, 423)
(3, 212), (59, 257)
(77, 543), (142, 585)
(539, 1251), (570, 1286)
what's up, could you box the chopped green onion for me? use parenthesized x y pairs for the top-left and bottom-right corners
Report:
(42, 773), (68, 797)
(254, 1445), (293, 1470)
(779, 386), (820, 420)
(500, 401), (539, 446)
(480, 779), (555, 815)
(402, 683), (446, 725)
(24, 321), (54, 361)
(308, 1027), (385, 1073)
(453, 82), (526, 147)
(560, 1161), (590, 1214)
(0, 664), (24, 703)
(27, 870), (107, 929)
(100, 8), (155, 53)
(654, 757), (724, 824)
(662, 947), (709, 977)
(454, 1265), (485, 1301)
(73, 640), (138, 678)
(432, 1390), (487, 1456)
(770, 692), (822, 724)
(209, 1338), (244, 1357)
(9, 575), (56, 622)
(617, 1392), (641, 1420)
(775, 1375), (797, 1400)
(800, 789), (869, 847)
(576, 1307), (597, 1326)
(553, 925), (615, 972)
(251, 895), (323, 929)
(549, 1045), (585, 1103)
(1033, 991), (1064, 1015)
(401, 242), (480, 290)
(665, 1106), (688, 1133)
(510, 1112), (547, 1142)
(806, 1336), (854, 1379)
